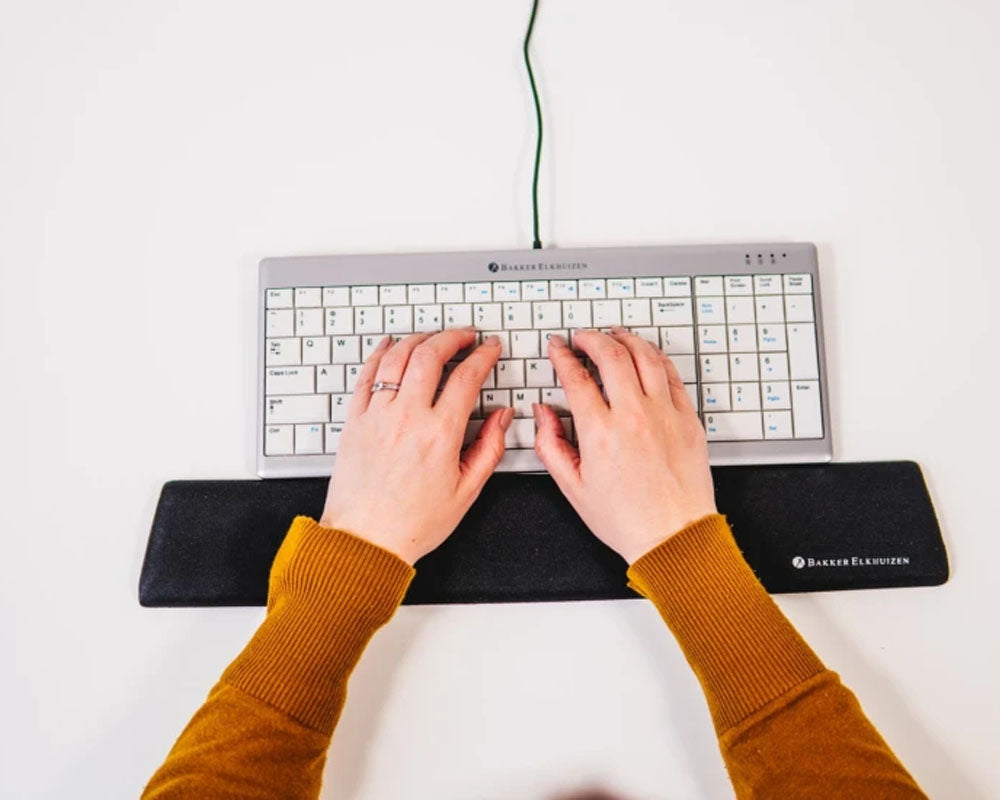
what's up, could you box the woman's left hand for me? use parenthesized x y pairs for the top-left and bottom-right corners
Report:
(319, 328), (513, 564)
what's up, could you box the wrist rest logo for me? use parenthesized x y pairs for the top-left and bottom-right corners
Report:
(488, 262), (500, 273)
(792, 555), (911, 569)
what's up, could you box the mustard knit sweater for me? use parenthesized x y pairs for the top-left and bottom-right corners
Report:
(143, 515), (924, 798)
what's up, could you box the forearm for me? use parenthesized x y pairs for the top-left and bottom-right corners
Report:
(143, 517), (414, 799)
(627, 515), (924, 799)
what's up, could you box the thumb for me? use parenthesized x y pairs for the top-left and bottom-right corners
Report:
(532, 403), (582, 495)
(459, 407), (513, 490)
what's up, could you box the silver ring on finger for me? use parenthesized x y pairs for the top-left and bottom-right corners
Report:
(371, 380), (402, 394)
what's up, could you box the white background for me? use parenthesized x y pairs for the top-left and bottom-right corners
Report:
(2, 0), (998, 797)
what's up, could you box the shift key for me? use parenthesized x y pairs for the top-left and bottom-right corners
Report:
(266, 394), (329, 424)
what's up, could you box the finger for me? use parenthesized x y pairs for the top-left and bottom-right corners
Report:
(368, 332), (432, 408)
(436, 334), (503, 419)
(609, 326), (671, 399)
(346, 335), (393, 419)
(398, 327), (478, 405)
(532, 403), (582, 495)
(660, 350), (697, 416)
(459, 407), (513, 490)
(570, 329), (644, 408)
(546, 334), (608, 430)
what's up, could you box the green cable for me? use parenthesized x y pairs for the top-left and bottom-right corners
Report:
(523, 0), (543, 249)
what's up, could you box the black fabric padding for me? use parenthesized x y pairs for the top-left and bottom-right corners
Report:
(139, 461), (948, 607)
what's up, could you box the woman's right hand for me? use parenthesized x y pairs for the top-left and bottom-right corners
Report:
(532, 328), (718, 564)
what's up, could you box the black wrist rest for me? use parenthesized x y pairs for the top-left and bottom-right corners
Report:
(139, 461), (948, 607)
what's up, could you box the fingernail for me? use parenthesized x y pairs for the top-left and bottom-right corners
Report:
(500, 407), (515, 431)
(610, 325), (626, 334)
(378, 334), (392, 348)
(548, 334), (566, 348)
(483, 334), (501, 346)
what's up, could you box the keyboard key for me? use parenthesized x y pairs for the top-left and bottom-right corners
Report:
(731, 382), (761, 410)
(632, 327), (658, 346)
(264, 424), (293, 455)
(379, 284), (407, 305)
(351, 286), (378, 306)
(295, 423), (324, 454)
(730, 353), (759, 381)
(759, 352), (789, 380)
(684, 384), (699, 409)
(267, 289), (294, 309)
(540, 329), (568, 349)
(724, 276), (753, 296)
(787, 323), (820, 378)
(482, 330), (510, 358)
(295, 288), (321, 307)
(695, 276), (723, 295)
(354, 306), (382, 334)
(493, 281), (521, 300)
(266, 309), (294, 337)
(728, 324), (756, 352)
(792, 381), (823, 437)
(550, 280), (578, 299)
(593, 299), (622, 327)
(607, 279), (635, 298)
(345, 364), (362, 392)
(763, 410), (792, 439)
(266, 366), (314, 395)
(699, 326), (727, 353)
(726, 296), (756, 324)
(532, 301), (561, 328)
(757, 324), (787, 352)
(482, 389), (510, 415)
(672, 354), (697, 383)
(266, 337), (301, 366)
(325, 307), (353, 335)
(475, 303), (503, 329)
(316, 364), (345, 393)
(755, 296), (785, 323)
(415, 304), (443, 332)
(408, 284), (435, 304)
(385, 305), (413, 333)
(525, 358), (554, 387)
(661, 326), (695, 354)
(266, 394), (329, 424)
(330, 394), (350, 422)
(302, 336), (331, 364)
(512, 330), (540, 358)
(465, 282), (492, 303)
(579, 279), (606, 298)
(325, 423), (344, 453)
(512, 388), (539, 416)
(505, 418), (536, 448)
(296, 308), (324, 337)
(444, 303), (473, 328)
(705, 411), (763, 441)
(436, 283), (463, 303)
(522, 281), (549, 300)
(323, 287), (349, 306)
(785, 295), (814, 322)
(652, 298), (692, 326)
(664, 277), (691, 296)
(623, 298), (652, 326)
(331, 336), (360, 363)
(542, 387), (569, 414)
(503, 302), (533, 329)
(562, 300), (591, 328)
(784, 274), (812, 294)
(360, 335), (383, 361)
(636, 277), (663, 297)
(754, 275), (782, 295)
(699, 354), (729, 382)
(496, 360), (525, 388)
(762, 381), (791, 409)
(696, 297), (726, 324)
(701, 384), (731, 411)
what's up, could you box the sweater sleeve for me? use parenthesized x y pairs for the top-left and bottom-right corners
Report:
(142, 516), (414, 800)
(627, 514), (926, 799)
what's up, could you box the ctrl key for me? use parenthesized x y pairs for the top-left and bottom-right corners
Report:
(265, 425), (294, 455)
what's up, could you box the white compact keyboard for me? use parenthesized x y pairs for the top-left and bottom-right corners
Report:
(257, 244), (831, 478)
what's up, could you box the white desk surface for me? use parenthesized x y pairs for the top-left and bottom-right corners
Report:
(3, 1), (998, 797)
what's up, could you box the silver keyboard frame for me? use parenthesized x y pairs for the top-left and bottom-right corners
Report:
(257, 243), (832, 478)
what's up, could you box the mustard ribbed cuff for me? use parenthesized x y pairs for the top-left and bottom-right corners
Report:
(222, 517), (414, 734)
(627, 514), (824, 733)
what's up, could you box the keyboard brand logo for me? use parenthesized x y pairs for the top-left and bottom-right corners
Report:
(792, 555), (911, 569)
(486, 261), (589, 273)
